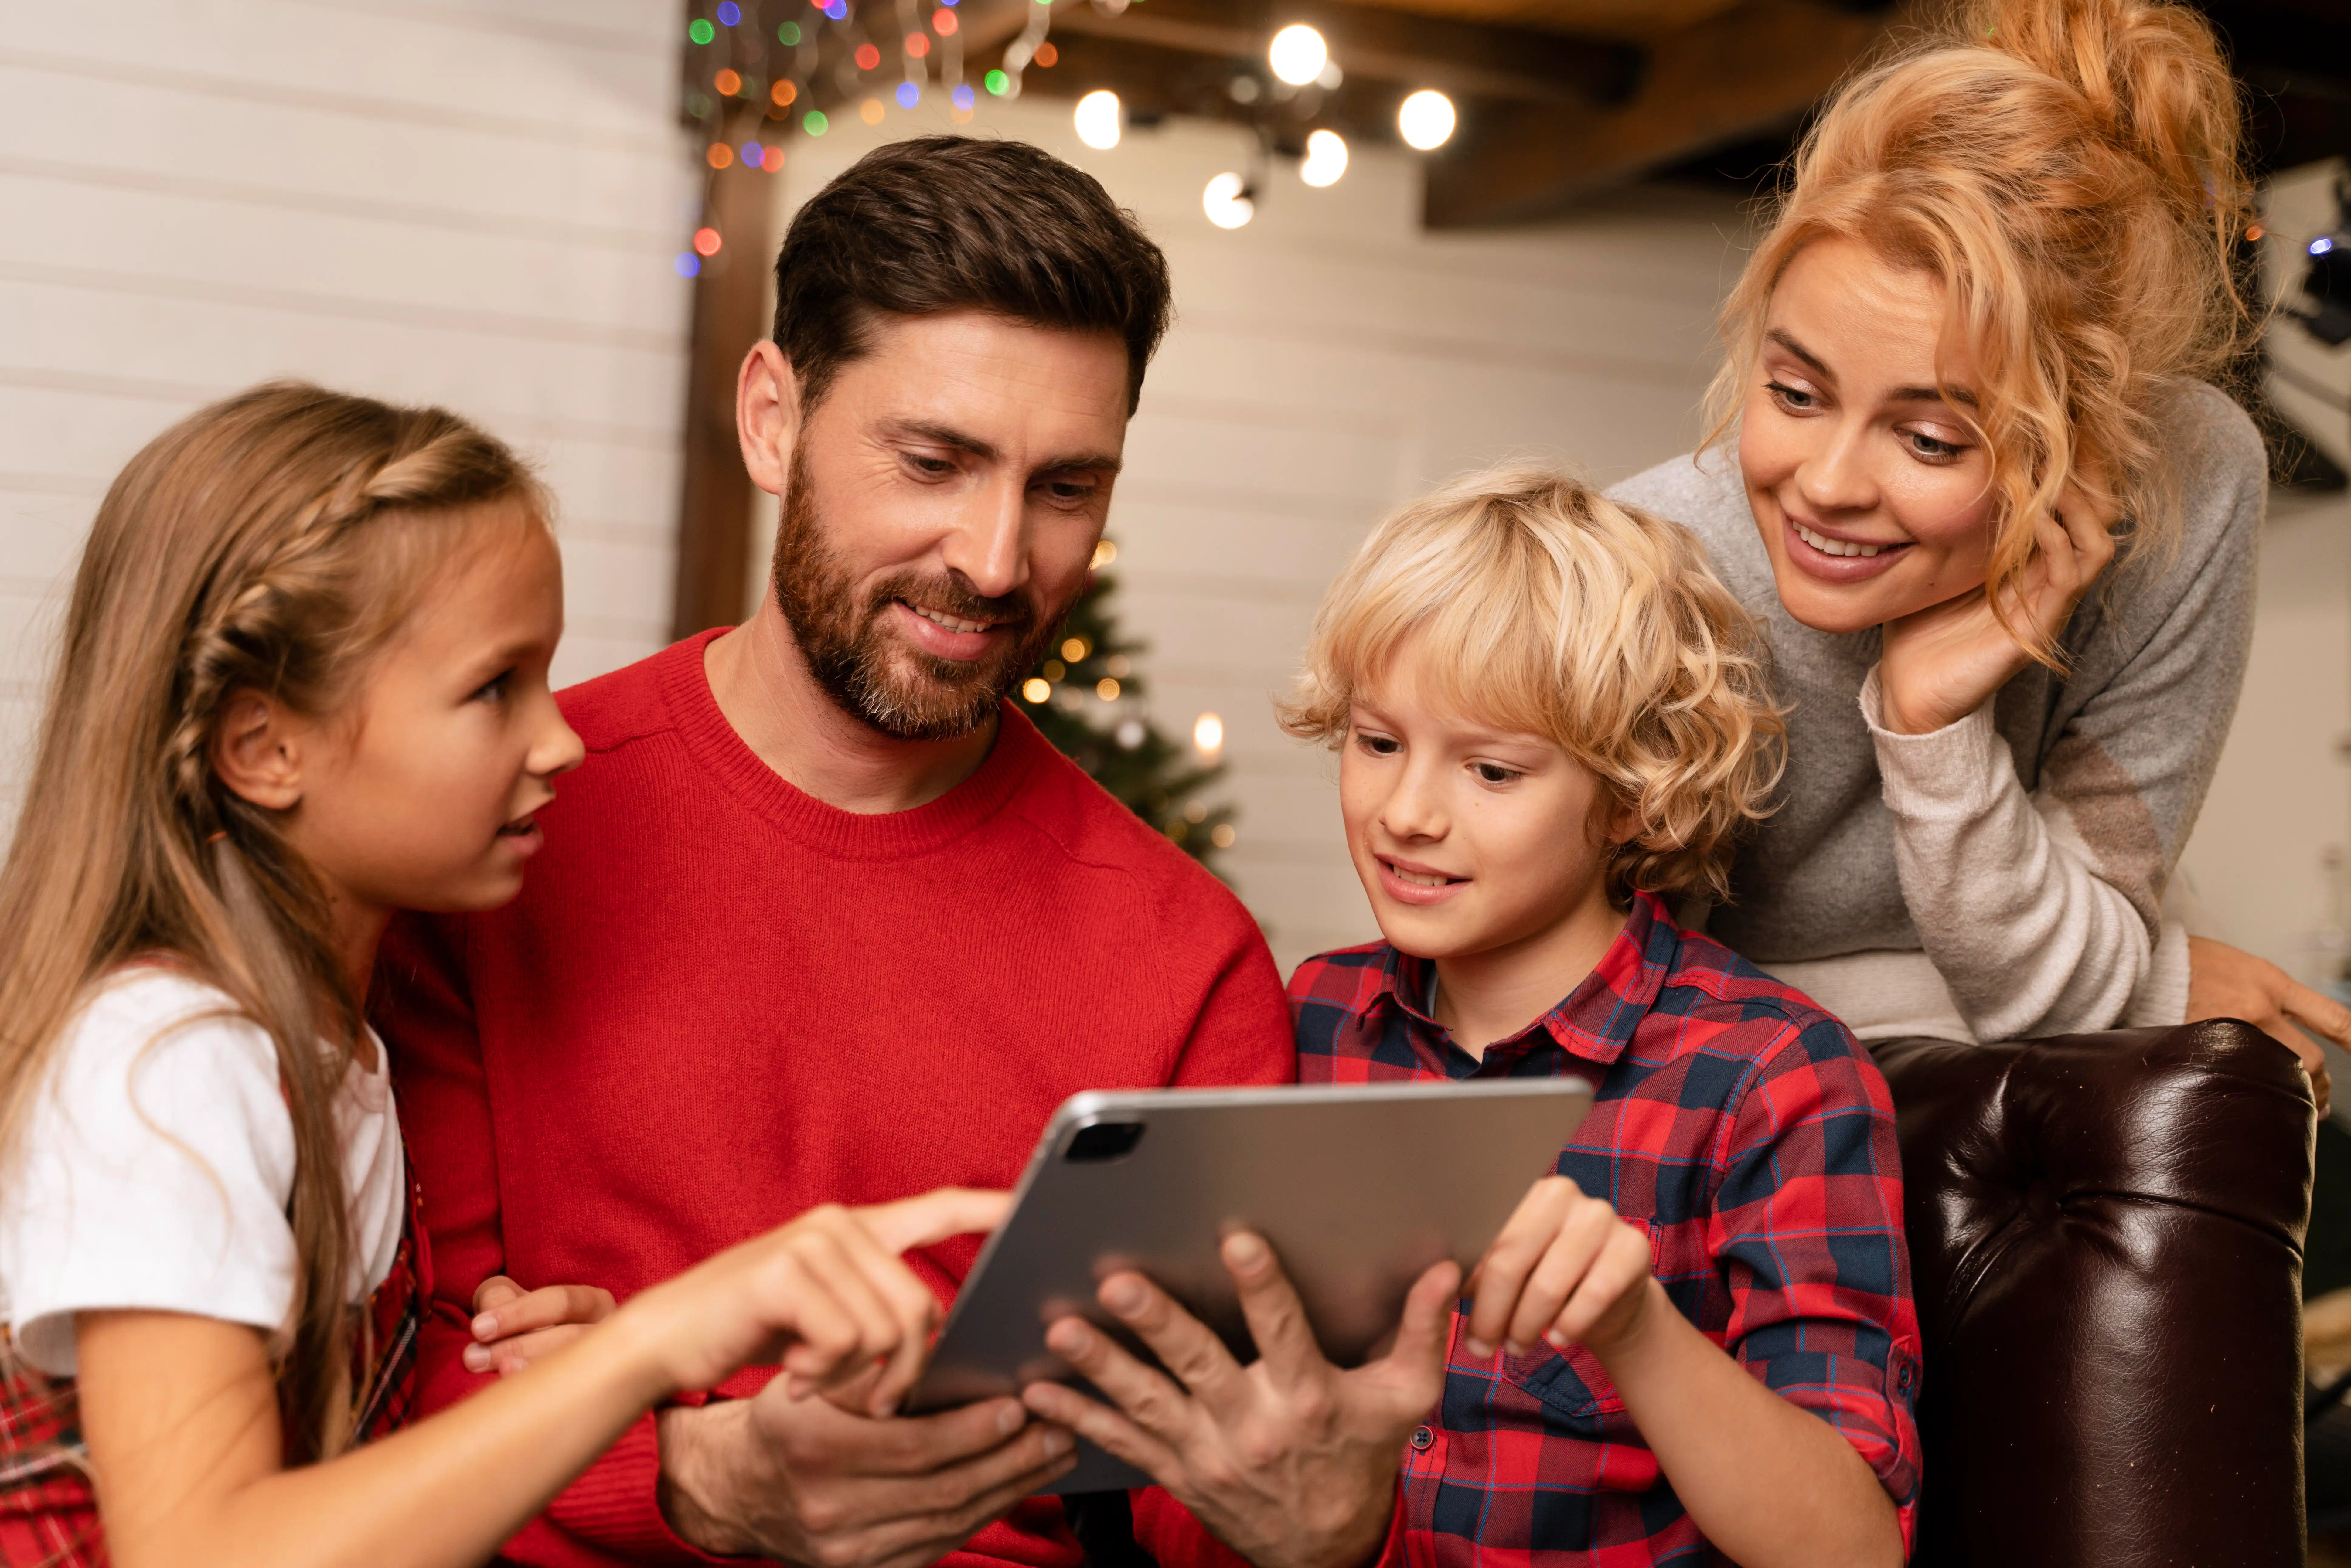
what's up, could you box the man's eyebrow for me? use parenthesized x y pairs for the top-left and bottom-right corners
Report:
(887, 420), (998, 460)
(883, 422), (1120, 474)
(1036, 449), (1123, 476)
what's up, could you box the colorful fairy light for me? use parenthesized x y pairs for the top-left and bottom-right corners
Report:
(1033, 41), (1057, 66)
(803, 107), (829, 134)
(778, 20), (801, 43)
(717, 1), (742, 23)
(772, 79), (797, 106)
(896, 81), (920, 107)
(905, 31), (930, 56)
(860, 97), (884, 123)
(952, 83), (975, 109)
(675, 253), (702, 278)
(933, 8), (957, 32)
(1092, 539), (1118, 567)
(854, 41), (880, 69)
(1095, 678), (1121, 701)
(740, 140), (764, 166)
(984, 68), (1008, 94)
(693, 226), (723, 255)
(1023, 678), (1051, 703)
(714, 68), (741, 94)
(706, 142), (734, 168)
(688, 17), (715, 43)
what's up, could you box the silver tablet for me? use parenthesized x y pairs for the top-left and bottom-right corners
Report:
(904, 1078), (1593, 1494)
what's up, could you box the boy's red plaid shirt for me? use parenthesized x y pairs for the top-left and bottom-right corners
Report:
(1289, 890), (1923, 1567)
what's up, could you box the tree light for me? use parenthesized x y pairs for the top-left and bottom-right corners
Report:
(1268, 24), (1327, 87)
(1023, 678), (1051, 703)
(1300, 128), (1347, 187)
(1074, 89), (1122, 150)
(1399, 89), (1455, 150)
(1193, 712), (1225, 755)
(1202, 172), (1254, 229)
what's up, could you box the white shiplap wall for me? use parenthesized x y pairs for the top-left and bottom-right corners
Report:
(0, 0), (698, 825)
(769, 97), (1748, 970)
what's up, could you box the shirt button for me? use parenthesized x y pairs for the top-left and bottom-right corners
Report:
(1409, 1425), (1434, 1451)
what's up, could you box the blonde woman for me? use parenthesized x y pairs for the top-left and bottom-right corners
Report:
(1613, 0), (2340, 1099)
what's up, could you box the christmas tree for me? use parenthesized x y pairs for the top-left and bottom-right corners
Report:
(1018, 557), (1236, 872)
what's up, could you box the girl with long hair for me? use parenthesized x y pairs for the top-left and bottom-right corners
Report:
(0, 382), (1004, 1568)
(1614, 0), (2344, 1103)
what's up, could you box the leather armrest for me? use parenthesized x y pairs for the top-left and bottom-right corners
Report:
(1872, 1022), (2314, 1568)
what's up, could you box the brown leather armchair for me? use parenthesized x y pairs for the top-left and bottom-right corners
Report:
(1872, 1021), (2315, 1567)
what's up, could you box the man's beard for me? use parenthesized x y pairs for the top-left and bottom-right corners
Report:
(771, 449), (1067, 741)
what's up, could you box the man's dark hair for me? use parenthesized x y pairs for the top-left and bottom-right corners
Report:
(772, 136), (1172, 414)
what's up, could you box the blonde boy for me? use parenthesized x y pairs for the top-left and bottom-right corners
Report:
(1282, 467), (1922, 1567)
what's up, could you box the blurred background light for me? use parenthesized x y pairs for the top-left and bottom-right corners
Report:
(1398, 88), (1455, 150)
(1074, 89), (1122, 150)
(1300, 128), (1347, 187)
(693, 226), (723, 255)
(1202, 172), (1253, 228)
(716, 1), (741, 25)
(1193, 712), (1225, 756)
(952, 83), (975, 109)
(1267, 24), (1327, 88)
(896, 81), (919, 107)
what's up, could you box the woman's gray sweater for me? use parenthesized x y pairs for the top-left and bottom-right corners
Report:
(1607, 382), (2262, 1042)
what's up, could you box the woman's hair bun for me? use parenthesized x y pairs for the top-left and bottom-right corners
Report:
(1964, 0), (2240, 219)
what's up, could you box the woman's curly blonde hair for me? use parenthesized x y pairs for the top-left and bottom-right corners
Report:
(1278, 465), (1784, 905)
(1707, 0), (2254, 665)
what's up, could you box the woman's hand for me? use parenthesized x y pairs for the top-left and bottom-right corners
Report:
(2187, 936), (2342, 1118)
(621, 1188), (1009, 1414)
(463, 1277), (615, 1377)
(1879, 478), (2118, 736)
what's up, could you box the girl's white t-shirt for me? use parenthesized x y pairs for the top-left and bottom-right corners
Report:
(0, 968), (407, 1378)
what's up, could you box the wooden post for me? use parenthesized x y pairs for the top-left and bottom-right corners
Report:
(671, 158), (777, 642)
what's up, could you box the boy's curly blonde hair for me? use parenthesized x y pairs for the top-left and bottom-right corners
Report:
(1278, 465), (1784, 905)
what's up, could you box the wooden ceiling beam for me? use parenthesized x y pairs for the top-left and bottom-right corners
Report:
(1420, 0), (1906, 227)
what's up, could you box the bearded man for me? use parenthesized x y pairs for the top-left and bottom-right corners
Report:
(377, 139), (1439, 1568)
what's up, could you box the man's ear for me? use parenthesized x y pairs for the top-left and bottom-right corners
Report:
(738, 341), (804, 499)
(209, 689), (308, 813)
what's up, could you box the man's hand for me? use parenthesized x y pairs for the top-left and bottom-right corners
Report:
(2187, 936), (2340, 1118)
(463, 1277), (615, 1377)
(657, 1388), (1075, 1566)
(1019, 1232), (1459, 1568)
(1462, 1176), (1654, 1362)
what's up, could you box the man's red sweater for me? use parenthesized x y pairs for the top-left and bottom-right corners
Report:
(376, 630), (1293, 1567)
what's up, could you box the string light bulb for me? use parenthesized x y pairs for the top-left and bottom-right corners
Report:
(1074, 89), (1122, 149)
(1399, 89), (1455, 150)
(1202, 172), (1254, 229)
(1268, 24), (1327, 87)
(1300, 128), (1347, 187)
(1193, 712), (1225, 756)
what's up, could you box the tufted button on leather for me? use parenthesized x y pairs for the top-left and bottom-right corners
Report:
(1409, 1425), (1434, 1451)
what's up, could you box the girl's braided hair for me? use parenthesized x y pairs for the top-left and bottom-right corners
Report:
(0, 381), (544, 1461)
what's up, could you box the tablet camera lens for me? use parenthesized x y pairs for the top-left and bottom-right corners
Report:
(1065, 1120), (1146, 1163)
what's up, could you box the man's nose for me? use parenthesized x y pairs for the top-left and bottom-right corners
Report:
(939, 475), (1028, 601)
